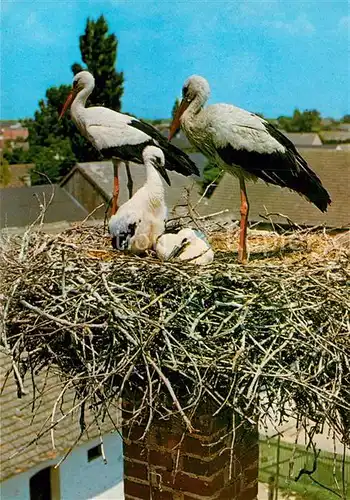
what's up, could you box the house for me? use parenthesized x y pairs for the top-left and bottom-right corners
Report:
(320, 130), (350, 143)
(0, 121), (29, 151)
(337, 123), (350, 132)
(0, 185), (89, 231)
(0, 351), (124, 500)
(60, 159), (207, 219)
(282, 132), (323, 147)
(204, 149), (350, 228)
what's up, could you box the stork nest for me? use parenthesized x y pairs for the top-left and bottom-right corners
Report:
(1, 221), (349, 449)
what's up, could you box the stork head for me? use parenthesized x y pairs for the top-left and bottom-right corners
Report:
(59, 71), (95, 119)
(177, 228), (198, 243)
(169, 75), (210, 140)
(165, 228), (196, 260)
(143, 145), (165, 167)
(142, 146), (170, 185)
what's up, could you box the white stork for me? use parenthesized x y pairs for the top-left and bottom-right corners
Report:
(156, 228), (214, 265)
(109, 146), (167, 254)
(169, 75), (331, 263)
(59, 71), (199, 214)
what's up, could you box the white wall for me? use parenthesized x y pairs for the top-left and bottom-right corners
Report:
(0, 432), (124, 500)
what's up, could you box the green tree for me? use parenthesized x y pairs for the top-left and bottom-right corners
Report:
(5, 16), (124, 184)
(72, 15), (124, 110)
(2, 140), (30, 165)
(171, 98), (180, 120)
(277, 109), (322, 132)
(342, 114), (350, 123)
(30, 138), (76, 186)
(0, 156), (11, 186)
(200, 159), (224, 197)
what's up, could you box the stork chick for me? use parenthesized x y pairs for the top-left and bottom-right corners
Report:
(109, 146), (167, 254)
(156, 228), (214, 265)
(59, 71), (199, 214)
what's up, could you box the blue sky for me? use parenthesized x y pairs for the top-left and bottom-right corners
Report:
(1, 0), (349, 120)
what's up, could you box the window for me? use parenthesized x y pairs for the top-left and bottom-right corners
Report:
(87, 444), (102, 462)
(30, 467), (51, 500)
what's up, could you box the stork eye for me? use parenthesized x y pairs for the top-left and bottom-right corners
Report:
(182, 85), (189, 97)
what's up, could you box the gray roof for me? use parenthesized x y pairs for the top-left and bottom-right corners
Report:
(0, 185), (88, 229)
(320, 131), (350, 142)
(0, 350), (117, 481)
(204, 148), (350, 228)
(282, 132), (323, 147)
(68, 159), (203, 211)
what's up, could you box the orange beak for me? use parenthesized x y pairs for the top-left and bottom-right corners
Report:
(168, 99), (191, 140)
(59, 90), (76, 120)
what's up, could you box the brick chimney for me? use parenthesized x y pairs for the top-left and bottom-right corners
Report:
(123, 407), (258, 499)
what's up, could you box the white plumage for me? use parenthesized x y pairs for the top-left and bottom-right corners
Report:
(156, 228), (214, 266)
(109, 146), (167, 254)
(60, 71), (199, 214)
(169, 75), (331, 263)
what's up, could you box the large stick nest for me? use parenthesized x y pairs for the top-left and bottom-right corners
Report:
(1, 222), (349, 446)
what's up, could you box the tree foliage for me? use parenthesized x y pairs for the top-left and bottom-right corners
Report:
(5, 15), (124, 184)
(29, 138), (77, 186)
(201, 159), (224, 197)
(0, 156), (11, 187)
(72, 15), (124, 111)
(277, 108), (322, 132)
(171, 98), (180, 120)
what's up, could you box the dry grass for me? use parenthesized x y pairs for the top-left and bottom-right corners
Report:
(0, 218), (349, 457)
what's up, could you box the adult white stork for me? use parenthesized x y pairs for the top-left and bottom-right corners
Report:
(109, 146), (167, 254)
(59, 71), (199, 214)
(156, 228), (214, 265)
(169, 75), (331, 264)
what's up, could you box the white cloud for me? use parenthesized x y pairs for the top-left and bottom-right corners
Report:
(239, 0), (280, 16)
(23, 11), (63, 45)
(267, 14), (315, 36)
(338, 16), (350, 31)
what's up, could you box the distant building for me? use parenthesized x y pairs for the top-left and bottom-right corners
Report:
(60, 159), (206, 219)
(320, 130), (350, 143)
(0, 121), (29, 151)
(202, 148), (350, 229)
(336, 143), (350, 151)
(0, 185), (88, 230)
(282, 132), (323, 147)
(336, 123), (350, 132)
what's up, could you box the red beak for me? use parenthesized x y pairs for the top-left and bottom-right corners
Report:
(168, 99), (190, 140)
(59, 90), (75, 120)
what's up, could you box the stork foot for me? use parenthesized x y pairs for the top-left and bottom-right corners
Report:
(237, 250), (248, 265)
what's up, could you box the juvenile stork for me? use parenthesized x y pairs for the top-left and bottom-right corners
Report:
(59, 71), (199, 214)
(109, 146), (167, 254)
(156, 228), (214, 265)
(169, 75), (331, 263)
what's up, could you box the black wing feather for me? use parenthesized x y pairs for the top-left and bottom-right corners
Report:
(129, 120), (200, 177)
(217, 123), (331, 212)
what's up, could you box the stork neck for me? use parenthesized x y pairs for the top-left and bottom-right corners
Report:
(145, 161), (164, 198)
(71, 84), (93, 116)
(182, 94), (206, 124)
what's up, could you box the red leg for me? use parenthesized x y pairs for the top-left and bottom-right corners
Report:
(111, 160), (120, 215)
(238, 177), (249, 264)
